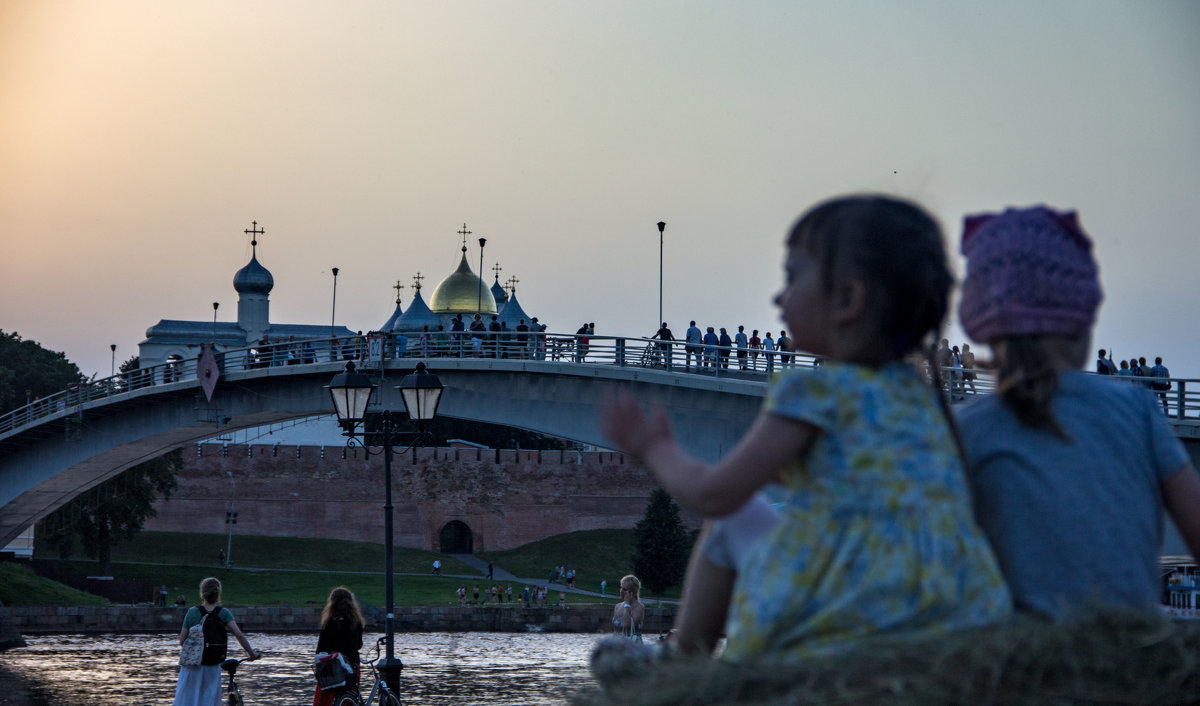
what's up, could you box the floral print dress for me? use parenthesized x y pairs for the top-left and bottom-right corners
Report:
(722, 362), (1011, 659)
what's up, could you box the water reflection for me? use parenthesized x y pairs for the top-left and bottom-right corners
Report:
(1, 632), (599, 705)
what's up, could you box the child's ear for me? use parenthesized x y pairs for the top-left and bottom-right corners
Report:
(831, 279), (868, 324)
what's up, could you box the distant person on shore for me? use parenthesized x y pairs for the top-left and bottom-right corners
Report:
(432, 559), (441, 576)
(956, 206), (1200, 618)
(312, 587), (364, 706)
(600, 195), (1010, 660)
(600, 579), (607, 597)
(1096, 348), (1116, 374)
(611, 575), (645, 642)
(173, 577), (259, 706)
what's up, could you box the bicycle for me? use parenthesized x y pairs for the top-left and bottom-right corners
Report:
(221, 654), (260, 706)
(333, 637), (401, 706)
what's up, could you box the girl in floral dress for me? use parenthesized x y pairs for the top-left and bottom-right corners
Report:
(601, 195), (1011, 659)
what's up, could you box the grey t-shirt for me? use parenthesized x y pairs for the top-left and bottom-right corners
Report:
(958, 371), (1188, 617)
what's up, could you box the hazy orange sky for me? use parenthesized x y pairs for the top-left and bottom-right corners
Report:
(2, 1), (1198, 379)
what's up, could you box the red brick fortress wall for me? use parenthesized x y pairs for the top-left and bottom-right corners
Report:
(144, 445), (695, 552)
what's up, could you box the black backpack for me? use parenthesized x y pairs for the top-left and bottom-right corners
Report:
(198, 605), (228, 665)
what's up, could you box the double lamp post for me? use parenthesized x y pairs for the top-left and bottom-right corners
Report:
(326, 360), (444, 694)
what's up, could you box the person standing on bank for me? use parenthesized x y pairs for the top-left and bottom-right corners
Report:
(611, 574), (646, 642)
(313, 587), (365, 706)
(174, 577), (259, 706)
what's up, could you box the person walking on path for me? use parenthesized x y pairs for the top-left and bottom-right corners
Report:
(487, 562), (494, 580)
(173, 577), (260, 706)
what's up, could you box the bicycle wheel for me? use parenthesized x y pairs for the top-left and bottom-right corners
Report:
(333, 691), (363, 706)
(383, 693), (401, 706)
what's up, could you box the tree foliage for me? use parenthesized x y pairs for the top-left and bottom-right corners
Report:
(37, 450), (182, 576)
(631, 487), (691, 596)
(0, 330), (84, 415)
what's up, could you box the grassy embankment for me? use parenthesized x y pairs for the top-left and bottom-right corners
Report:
(3, 529), (678, 608)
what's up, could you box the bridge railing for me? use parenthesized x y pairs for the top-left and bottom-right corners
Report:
(2, 332), (1197, 436)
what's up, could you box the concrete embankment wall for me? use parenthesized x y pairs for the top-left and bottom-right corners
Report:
(5, 604), (676, 636)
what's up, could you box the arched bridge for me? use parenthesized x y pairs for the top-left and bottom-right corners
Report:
(0, 335), (771, 547)
(2, 334), (1198, 549)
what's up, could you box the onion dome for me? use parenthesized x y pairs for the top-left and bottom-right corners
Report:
(393, 290), (441, 333)
(380, 299), (404, 332)
(233, 253), (274, 295)
(491, 277), (508, 307)
(429, 249), (497, 315)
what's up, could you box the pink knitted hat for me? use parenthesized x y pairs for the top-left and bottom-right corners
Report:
(958, 206), (1103, 344)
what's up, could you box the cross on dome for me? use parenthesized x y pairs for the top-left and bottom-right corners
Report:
(244, 220), (265, 254)
(507, 275), (519, 294)
(393, 280), (405, 304)
(412, 272), (425, 291)
(492, 262), (503, 281)
(457, 223), (472, 252)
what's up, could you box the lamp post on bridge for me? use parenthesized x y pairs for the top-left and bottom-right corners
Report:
(656, 221), (666, 332)
(477, 237), (487, 317)
(110, 344), (117, 378)
(331, 267), (340, 361)
(326, 360), (444, 698)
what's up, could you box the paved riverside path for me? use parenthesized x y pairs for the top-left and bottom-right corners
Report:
(444, 555), (672, 606)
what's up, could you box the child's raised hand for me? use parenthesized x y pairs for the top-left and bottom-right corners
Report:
(599, 391), (673, 461)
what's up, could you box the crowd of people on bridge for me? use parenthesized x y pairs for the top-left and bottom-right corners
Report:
(594, 195), (1200, 677)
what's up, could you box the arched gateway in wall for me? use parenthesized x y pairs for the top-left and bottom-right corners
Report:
(440, 520), (473, 554)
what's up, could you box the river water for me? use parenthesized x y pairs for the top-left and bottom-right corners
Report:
(0, 632), (601, 705)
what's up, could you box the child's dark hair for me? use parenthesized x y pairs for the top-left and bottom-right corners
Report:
(789, 195), (965, 463)
(320, 586), (366, 629)
(787, 195), (951, 360)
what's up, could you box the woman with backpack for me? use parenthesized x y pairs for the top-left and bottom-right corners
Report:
(173, 577), (260, 706)
(313, 587), (366, 706)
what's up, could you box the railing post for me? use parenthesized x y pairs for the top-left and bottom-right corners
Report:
(1177, 380), (1186, 420)
(616, 338), (626, 367)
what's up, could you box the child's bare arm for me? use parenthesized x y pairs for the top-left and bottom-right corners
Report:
(1163, 463), (1200, 561)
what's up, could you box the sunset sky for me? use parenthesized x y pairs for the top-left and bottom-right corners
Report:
(2, 1), (1198, 380)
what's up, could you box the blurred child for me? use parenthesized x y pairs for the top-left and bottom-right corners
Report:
(602, 195), (1010, 659)
(956, 206), (1200, 617)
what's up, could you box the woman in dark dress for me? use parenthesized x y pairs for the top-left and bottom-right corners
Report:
(313, 587), (365, 706)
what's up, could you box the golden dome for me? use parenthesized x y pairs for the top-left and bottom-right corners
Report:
(429, 251), (498, 315)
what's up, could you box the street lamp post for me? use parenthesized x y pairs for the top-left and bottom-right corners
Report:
(212, 302), (219, 341)
(331, 267), (340, 361)
(476, 237), (487, 316)
(656, 221), (666, 332)
(110, 344), (117, 378)
(327, 360), (444, 698)
(224, 472), (237, 568)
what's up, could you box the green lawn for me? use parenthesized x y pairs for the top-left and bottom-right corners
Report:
(0, 562), (108, 607)
(12, 529), (680, 607)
